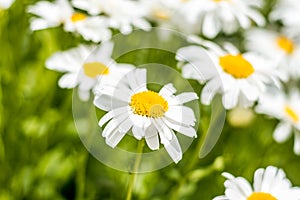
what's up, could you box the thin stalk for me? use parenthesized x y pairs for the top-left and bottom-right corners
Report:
(125, 139), (145, 200)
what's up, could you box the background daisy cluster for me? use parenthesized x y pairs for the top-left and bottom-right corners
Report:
(1, 0), (300, 199)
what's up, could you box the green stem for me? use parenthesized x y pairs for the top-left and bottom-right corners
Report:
(75, 150), (88, 200)
(125, 140), (145, 200)
(170, 120), (209, 200)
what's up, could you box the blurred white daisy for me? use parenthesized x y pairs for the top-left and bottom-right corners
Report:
(72, 0), (151, 35)
(0, 0), (14, 9)
(46, 42), (134, 101)
(141, 0), (187, 29)
(246, 29), (300, 80)
(28, 0), (111, 42)
(270, 0), (300, 28)
(256, 89), (300, 155)
(94, 69), (198, 163)
(177, 0), (265, 38)
(214, 166), (300, 200)
(176, 37), (281, 109)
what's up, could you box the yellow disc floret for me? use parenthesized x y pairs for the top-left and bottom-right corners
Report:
(152, 10), (170, 20)
(285, 105), (299, 123)
(247, 192), (277, 200)
(219, 54), (254, 79)
(83, 62), (110, 78)
(213, 0), (231, 2)
(130, 91), (168, 118)
(71, 12), (87, 22)
(276, 36), (295, 54)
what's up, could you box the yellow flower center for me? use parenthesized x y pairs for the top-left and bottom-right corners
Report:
(71, 12), (87, 22)
(130, 91), (168, 118)
(83, 62), (110, 78)
(247, 192), (277, 200)
(153, 10), (170, 20)
(276, 36), (295, 54)
(213, 0), (231, 2)
(219, 54), (254, 79)
(285, 105), (299, 122)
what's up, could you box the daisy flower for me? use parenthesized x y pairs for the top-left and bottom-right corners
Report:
(0, 0), (14, 9)
(245, 28), (300, 80)
(46, 42), (134, 101)
(256, 89), (300, 155)
(141, 0), (187, 28)
(28, 0), (111, 42)
(176, 37), (281, 109)
(72, 0), (151, 35)
(93, 69), (198, 163)
(214, 166), (300, 200)
(269, 0), (300, 28)
(176, 0), (265, 38)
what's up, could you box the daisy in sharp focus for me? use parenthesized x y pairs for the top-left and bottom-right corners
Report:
(46, 42), (134, 101)
(27, 0), (111, 42)
(176, 37), (282, 110)
(72, 0), (151, 35)
(245, 29), (300, 80)
(214, 166), (300, 200)
(256, 89), (300, 155)
(93, 68), (198, 163)
(177, 0), (265, 38)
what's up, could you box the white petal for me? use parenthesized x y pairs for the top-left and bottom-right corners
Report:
(222, 87), (239, 109)
(201, 78), (222, 105)
(58, 73), (78, 88)
(202, 12), (220, 38)
(163, 118), (197, 138)
(159, 83), (177, 98)
(234, 10), (251, 29)
(160, 130), (182, 163)
(93, 94), (128, 111)
(102, 119), (119, 137)
(244, 9), (266, 26)
(78, 89), (90, 101)
(152, 118), (172, 141)
(145, 125), (159, 150)
(98, 106), (128, 127)
(118, 117), (133, 134)
(224, 177), (252, 199)
(253, 168), (264, 191)
(273, 122), (292, 143)
(132, 126), (144, 140)
(173, 92), (198, 105)
(165, 105), (196, 127)
(213, 196), (228, 200)
(129, 113), (150, 129)
(293, 132), (300, 155)
(105, 129), (126, 148)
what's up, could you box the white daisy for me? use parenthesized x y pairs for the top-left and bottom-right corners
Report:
(176, 0), (265, 38)
(141, 0), (187, 29)
(245, 28), (300, 80)
(176, 37), (281, 109)
(0, 0), (14, 9)
(46, 42), (134, 101)
(72, 0), (151, 35)
(256, 89), (300, 155)
(214, 166), (300, 200)
(93, 68), (198, 163)
(269, 0), (300, 28)
(28, 0), (111, 42)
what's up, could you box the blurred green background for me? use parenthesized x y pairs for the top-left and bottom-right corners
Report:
(1, 0), (300, 199)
